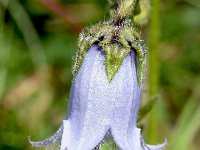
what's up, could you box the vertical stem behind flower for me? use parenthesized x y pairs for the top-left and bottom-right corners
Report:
(145, 0), (160, 143)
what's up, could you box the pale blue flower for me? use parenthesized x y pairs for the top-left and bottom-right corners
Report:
(29, 45), (166, 150)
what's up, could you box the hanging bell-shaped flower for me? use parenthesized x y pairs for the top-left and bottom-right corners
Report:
(29, 0), (166, 149)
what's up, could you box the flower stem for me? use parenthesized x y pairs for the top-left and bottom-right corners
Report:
(117, 0), (136, 17)
(112, 0), (136, 24)
(145, 0), (160, 143)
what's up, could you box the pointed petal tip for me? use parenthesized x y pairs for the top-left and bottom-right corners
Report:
(28, 136), (32, 143)
(28, 136), (45, 147)
(28, 137), (53, 147)
(28, 136), (36, 146)
(144, 138), (167, 150)
(28, 125), (63, 147)
(28, 136), (41, 147)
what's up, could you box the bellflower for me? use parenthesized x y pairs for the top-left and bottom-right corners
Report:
(29, 0), (166, 149)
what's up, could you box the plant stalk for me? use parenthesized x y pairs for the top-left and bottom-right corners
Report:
(145, 0), (161, 143)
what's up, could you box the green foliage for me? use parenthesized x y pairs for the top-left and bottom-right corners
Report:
(138, 97), (156, 122)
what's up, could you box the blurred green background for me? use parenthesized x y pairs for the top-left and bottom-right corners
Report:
(0, 0), (200, 149)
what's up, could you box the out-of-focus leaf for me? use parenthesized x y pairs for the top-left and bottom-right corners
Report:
(169, 79), (200, 150)
(1, 0), (47, 67)
(0, 8), (12, 99)
(138, 97), (156, 122)
(134, 0), (150, 25)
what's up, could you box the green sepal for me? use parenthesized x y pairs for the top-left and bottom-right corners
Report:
(131, 41), (146, 85)
(72, 24), (115, 78)
(102, 44), (131, 82)
(118, 25), (146, 85)
(72, 31), (89, 77)
(100, 139), (117, 150)
(73, 22), (146, 86)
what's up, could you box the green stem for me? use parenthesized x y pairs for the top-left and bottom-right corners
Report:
(115, 0), (136, 20)
(109, 0), (140, 18)
(145, 0), (160, 143)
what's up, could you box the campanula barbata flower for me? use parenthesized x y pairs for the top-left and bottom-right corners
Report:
(29, 0), (166, 149)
